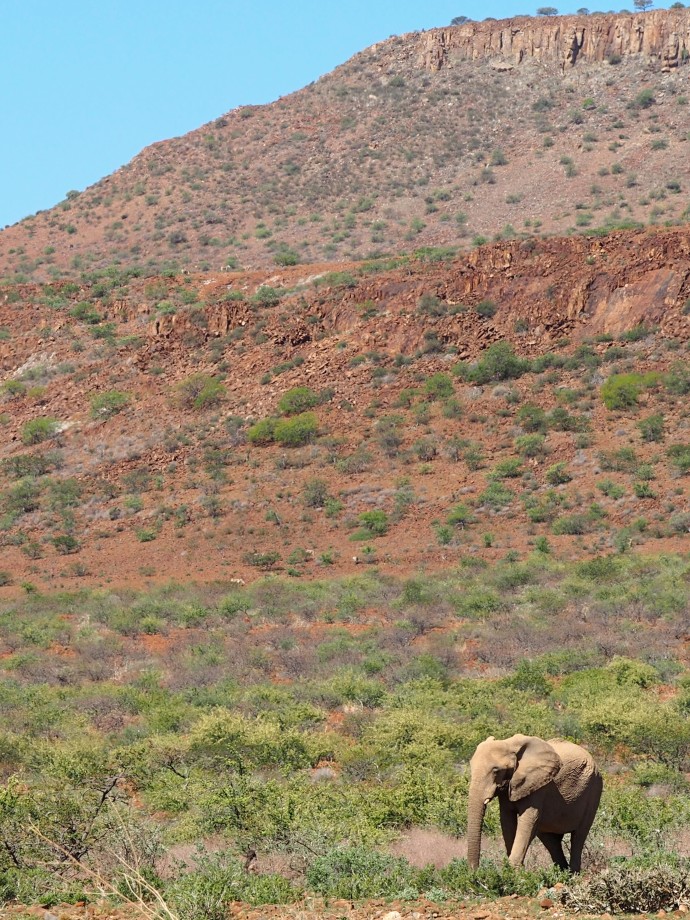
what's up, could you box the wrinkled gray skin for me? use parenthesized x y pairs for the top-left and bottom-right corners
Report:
(467, 734), (602, 872)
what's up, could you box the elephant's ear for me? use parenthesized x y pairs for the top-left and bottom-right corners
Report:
(509, 736), (562, 801)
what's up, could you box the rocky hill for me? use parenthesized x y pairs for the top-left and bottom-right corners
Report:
(1, 9), (689, 280)
(1, 225), (690, 591)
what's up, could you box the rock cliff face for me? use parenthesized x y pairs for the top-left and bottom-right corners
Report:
(418, 9), (690, 71)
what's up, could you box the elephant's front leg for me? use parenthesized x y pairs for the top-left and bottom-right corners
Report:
(499, 801), (518, 858)
(508, 805), (540, 867)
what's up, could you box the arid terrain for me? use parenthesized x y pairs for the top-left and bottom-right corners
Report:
(0, 10), (689, 279)
(1, 225), (690, 590)
(3, 10), (690, 920)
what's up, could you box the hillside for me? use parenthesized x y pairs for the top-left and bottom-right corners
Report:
(1, 9), (689, 279)
(1, 225), (690, 591)
(4, 11), (690, 918)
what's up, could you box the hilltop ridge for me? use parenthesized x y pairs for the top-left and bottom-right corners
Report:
(418, 8), (690, 71)
(1, 8), (689, 279)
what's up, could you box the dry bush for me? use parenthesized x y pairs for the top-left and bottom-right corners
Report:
(563, 864), (690, 913)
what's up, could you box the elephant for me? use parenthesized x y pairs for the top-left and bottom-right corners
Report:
(467, 734), (602, 872)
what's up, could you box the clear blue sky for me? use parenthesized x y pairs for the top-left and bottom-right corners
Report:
(0, 0), (672, 228)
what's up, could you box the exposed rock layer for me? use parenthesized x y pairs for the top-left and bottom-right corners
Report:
(418, 9), (690, 71)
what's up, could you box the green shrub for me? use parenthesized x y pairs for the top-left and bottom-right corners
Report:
(274, 412), (318, 447)
(477, 482), (514, 508)
(352, 510), (389, 540)
(21, 417), (59, 445)
(167, 852), (300, 916)
(3, 478), (42, 514)
(489, 458), (523, 479)
(552, 514), (589, 535)
(243, 551), (281, 569)
(303, 478), (329, 507)
(417, 293), (446, 316)
(175, 374), (225, 410)
(251, 286), (283, 307)
(52, 534), (80, 554)
(440, 859), (566, 897)
(277, 387), (319, 415)
(69, 302), (102, 324)
(601, 373), (659, 410)
(665, 362), (690, 395)
(247, 417), (277, 446)
(447, 503), (475, 528)
(545, 462), (572, 485)
(475, 299), (497, 318)
(637, 413), (665, 442)
(1, 380), (26, 399)
(90, 390), (130, 419)
(634, 481), (656, 499)
(515, 434), (546, 457)
(597, 478), (625, 499)
(667, 444), (690, 475)
(518, 404), (547, 433)
(274, 248), (299, 267)
(424, 373), (454, 400)
(458, 342), (530, 384)
(306, 847), (416, 901)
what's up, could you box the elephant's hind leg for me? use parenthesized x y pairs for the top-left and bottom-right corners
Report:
(536, 831), (568, 870)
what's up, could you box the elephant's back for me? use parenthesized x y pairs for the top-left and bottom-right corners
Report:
(547, 738), (601, 800)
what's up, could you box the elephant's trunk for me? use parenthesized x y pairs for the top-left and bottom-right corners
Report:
(467, 784), (487, 870)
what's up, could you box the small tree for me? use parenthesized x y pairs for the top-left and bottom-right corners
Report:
(537, 6), (559, 14)
(451, 15), (472, 24)
(634, 0), (653, 10)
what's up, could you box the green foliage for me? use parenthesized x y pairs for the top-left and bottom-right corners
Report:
(552, 513), (589, 535)
(417, 293), (446, 316)
(352, 510), (389, 540)
(545, 462), (571, 485)
(274, 412), (319, 447)
(167, 851), (300, 915)
(424, 373), (454, 400)
(243, 550), (281, 569)
(4, 560), (690, 905)
(665, 362), (690, 395)
(477, 482), (514, 508)
(303, 478), (329, 508)
(21, 417), (59, 445)
(307, 847), (416, 900)
(638, 412), (665, 442)
(69, 301), (102, 324)
(601, 373), (659, 410)
(475, 299), (497, 318)
(489, 458), (523, 480)
(251, 286), (283, 307)
(667, 444), (690, 475)
(631, 88), (655, 110)
(90, 390), (130, 419)
(515, 434), (546, 457)
(457, 342), (530, 385)
(447, 503), (475, 528)
(278, 386), (320, 415)
(175, 374), (225, 410)
(247, 417), (277, 446)
(518, 404), (547, 433)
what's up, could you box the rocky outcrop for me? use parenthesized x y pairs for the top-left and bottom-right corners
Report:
(419, 9), (690, 71)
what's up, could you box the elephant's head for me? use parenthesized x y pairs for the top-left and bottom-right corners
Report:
(466, 734), (562, 869)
